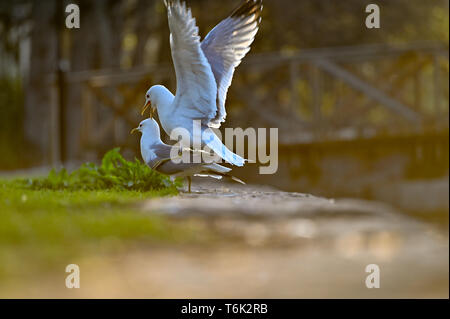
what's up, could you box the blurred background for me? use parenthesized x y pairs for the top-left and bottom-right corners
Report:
(0, 0), (448, 217)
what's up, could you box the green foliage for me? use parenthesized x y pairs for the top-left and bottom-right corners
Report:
(20, 148), (180, 192)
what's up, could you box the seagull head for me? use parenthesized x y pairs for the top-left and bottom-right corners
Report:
(130, 118), (161, 139)
(141, 85), (173, 118)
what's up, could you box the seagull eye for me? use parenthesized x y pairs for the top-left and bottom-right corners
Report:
(146, 94), (149, 98)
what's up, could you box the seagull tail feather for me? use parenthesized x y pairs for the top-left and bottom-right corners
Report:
(205, 134), (246, 167)
(199, 163), (246, 185)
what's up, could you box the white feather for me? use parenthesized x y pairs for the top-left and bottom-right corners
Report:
(149, 0), (261, 166)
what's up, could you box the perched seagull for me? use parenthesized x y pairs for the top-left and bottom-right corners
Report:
(141, 0), (263, 166)
(131, 118), (244, 192)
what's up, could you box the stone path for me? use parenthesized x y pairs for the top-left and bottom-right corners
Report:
(3, 181), (448, 298)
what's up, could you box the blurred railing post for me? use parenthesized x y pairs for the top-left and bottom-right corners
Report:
(57, 63), (68, 165)
(311, 62), (322, 139)
(433, 54), (441, 116)
(56, 0), (67, 165)
(50, 82), (61, 167)
(289, 60), (300, 133)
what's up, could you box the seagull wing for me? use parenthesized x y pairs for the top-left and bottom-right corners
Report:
(150, 143), (220, 176)
(165, 0), (218, 124)
(149, 143), (206, 171)
(146, 143), (173, 170)
(201, 0), (263, 128)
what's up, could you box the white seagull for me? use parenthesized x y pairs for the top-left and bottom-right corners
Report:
(141, 0), (263, 166)
(131, 118), (244, 192)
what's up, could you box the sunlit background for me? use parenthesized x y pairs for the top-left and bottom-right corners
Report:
(0, 0), (448, 298)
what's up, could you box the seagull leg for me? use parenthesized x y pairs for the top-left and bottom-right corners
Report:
(187, 176), (192, 193)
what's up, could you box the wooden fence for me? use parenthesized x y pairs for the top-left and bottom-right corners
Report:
(49, 42), (449, 163)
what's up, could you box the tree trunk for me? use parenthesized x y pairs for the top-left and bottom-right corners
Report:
(132, 0), (154, 67)
(65, 0), (96, 161)
(24, 0), (57, 165)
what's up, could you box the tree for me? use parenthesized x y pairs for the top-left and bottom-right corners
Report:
(24, 0), (57, 165)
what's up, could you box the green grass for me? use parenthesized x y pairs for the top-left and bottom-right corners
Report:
(0, 182), (200, 281)
(0, 149), (201, 282)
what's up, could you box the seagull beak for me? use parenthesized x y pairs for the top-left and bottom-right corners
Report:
(141, 100), (152, 116)
(130, 127), (139, 134)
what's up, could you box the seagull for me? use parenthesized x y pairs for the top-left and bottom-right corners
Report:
(131, 118), (245, 192)
(141, 0), (263, 167)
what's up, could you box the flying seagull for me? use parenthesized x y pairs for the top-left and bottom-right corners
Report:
(131, 118), (244, 192)
(141, 0), (263, 166)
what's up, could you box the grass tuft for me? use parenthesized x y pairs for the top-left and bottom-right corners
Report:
(15, 148), (181, 192)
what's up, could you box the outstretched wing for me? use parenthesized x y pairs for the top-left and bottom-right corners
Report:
(165, 0), (218, 123)
(201, 0), (263, 128)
